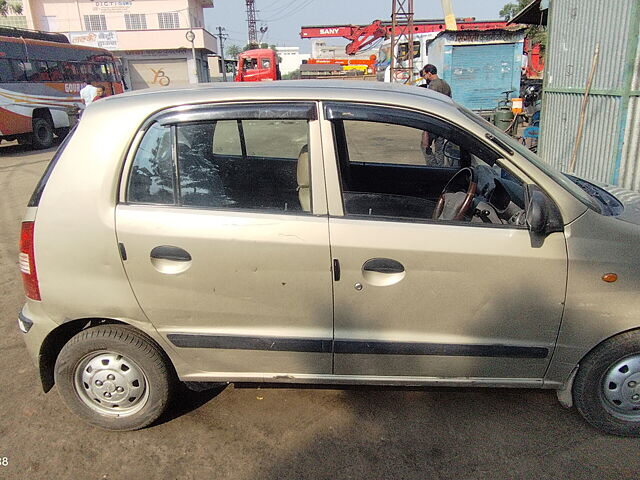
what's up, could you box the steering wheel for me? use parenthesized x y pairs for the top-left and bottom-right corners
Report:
(433, 167), (478, 221)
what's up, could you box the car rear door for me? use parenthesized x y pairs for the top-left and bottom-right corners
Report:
(116, 102), (334, 377)
(320, 102), (568, 381)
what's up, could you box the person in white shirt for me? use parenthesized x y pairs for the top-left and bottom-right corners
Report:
(79, 83), (99, 108)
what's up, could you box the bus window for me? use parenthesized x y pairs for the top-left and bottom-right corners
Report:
(79, 63), (92, 82)
(93, 63), (108, 81)
(398, 41), (421, 61)
(9, 59), (27, 81)
(29, 61), (50, 81)
(47, 61), (64, 81)
(104, 63), (116, 82)
(413, 40), (420, 58)
(261, 58), (271, 69)
(61, 62), (81, 81)
(0, 59), (12, 82)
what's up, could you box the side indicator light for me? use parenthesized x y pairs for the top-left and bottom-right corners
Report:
(602, 273), (618, 283)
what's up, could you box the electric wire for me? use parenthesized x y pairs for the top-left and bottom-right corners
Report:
(262, 0), (315, 22)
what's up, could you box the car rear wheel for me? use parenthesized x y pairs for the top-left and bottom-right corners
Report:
(573, 331), (640, 436)
(31, 117), (54, 149)
(54, 325), (174, 431)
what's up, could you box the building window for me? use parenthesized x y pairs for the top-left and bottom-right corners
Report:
(158, 12), (180, 29)
(124, 13), (147, 30)
(84, 14), (107, 31)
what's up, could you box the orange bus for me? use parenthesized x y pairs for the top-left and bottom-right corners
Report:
(235, 49), (281, 82)
(0, 28), (124, 149)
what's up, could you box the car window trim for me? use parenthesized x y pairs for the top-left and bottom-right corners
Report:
(324, 102), (497, 163)
(156, 102), (317, 126)
(329, 213), (529, 230)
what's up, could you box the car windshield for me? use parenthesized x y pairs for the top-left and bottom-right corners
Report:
(456, 105), (602, 213)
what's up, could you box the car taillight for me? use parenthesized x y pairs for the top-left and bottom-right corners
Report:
(19, 221), (41, 301)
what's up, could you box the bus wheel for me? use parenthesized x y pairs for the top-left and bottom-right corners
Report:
(55, 127), (70, 140)
(32, 117), (54, 149)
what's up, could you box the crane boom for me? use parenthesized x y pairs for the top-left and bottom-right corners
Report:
(300, 19), (509, 55)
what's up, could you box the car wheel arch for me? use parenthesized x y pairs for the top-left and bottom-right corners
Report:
(38, 318), (169, 393)
(554, 326), (640, 409)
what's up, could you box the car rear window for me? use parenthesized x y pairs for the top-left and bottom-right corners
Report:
(28, 126), (77, 207)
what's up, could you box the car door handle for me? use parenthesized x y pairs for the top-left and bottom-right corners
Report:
(150, 245), (192, 262)
(361, 258), (406, 287)
(362, 258), (405, 274)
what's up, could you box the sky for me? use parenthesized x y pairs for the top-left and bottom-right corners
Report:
(204, 0), (510, 54)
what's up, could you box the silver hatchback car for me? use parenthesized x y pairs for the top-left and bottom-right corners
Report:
(18, 81), (640, 435)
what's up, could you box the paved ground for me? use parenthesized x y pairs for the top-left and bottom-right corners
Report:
(1, 140), (639, 480)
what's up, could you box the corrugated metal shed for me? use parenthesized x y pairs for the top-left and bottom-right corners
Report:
(539, 0), (640, 189)
(426, 29), (525, 111)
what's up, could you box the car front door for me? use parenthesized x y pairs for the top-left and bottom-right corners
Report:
(320, 102), (567, 381)
(116, 102), (334, 377)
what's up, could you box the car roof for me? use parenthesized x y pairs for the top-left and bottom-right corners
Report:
(102, 80), (455, 109)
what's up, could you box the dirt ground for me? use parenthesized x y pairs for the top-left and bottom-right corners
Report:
(1, 140), (639, 480)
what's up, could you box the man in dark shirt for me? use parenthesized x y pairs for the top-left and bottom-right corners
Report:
(419, 64), (451, 97)
(419, 64), (452, 165)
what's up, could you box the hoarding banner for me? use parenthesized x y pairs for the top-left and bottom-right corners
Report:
(69, 31), (119, 50)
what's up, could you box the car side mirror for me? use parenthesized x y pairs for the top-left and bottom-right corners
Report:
(524, 184), (564, 237)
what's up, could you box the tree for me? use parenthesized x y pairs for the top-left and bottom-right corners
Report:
(0, 0), (22, 16)
(226, 44), (241, 58)
(499, 1), (529, 22)
(499, 0), (547, 54)
(282, 69), (301, 80)
(240, 42), (282, 63)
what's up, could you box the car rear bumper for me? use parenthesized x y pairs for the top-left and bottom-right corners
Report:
(18, 301), (58, 369)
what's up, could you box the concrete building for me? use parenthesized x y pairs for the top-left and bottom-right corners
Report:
(275, 46), (309, 76)
(16, 0), (217, 89)
(207, 54), (235, 81)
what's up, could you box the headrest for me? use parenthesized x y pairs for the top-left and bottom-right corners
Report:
(297, 144), (309, 187)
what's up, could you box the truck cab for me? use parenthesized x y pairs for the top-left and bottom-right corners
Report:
(235, 49), (281, 82)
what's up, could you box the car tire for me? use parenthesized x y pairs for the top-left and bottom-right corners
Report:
(54, 325), (174, 431)
(573, 330), (640, 436)
(31, 117), (54, 149)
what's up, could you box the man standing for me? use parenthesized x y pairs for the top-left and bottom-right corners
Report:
(79, 82), (99, 108)
(419, 64), (451, 97)
(419, 64), (452, 166)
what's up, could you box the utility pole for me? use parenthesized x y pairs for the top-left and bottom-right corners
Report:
(245, 0), (258, 48)
(217, 26), (228, 81)
(390, 0), (414, 84)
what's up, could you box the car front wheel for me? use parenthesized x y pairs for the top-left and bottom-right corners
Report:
(54, 325), (174, 431)
(573, 331), (640, 436)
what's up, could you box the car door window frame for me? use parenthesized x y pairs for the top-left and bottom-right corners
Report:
(321, 102), (535, 229)
(120, 101), (327, 216)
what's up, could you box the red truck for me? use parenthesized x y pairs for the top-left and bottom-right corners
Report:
(235, 49), (281, 82)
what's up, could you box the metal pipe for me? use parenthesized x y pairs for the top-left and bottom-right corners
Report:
(568, 42), (600, 174)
